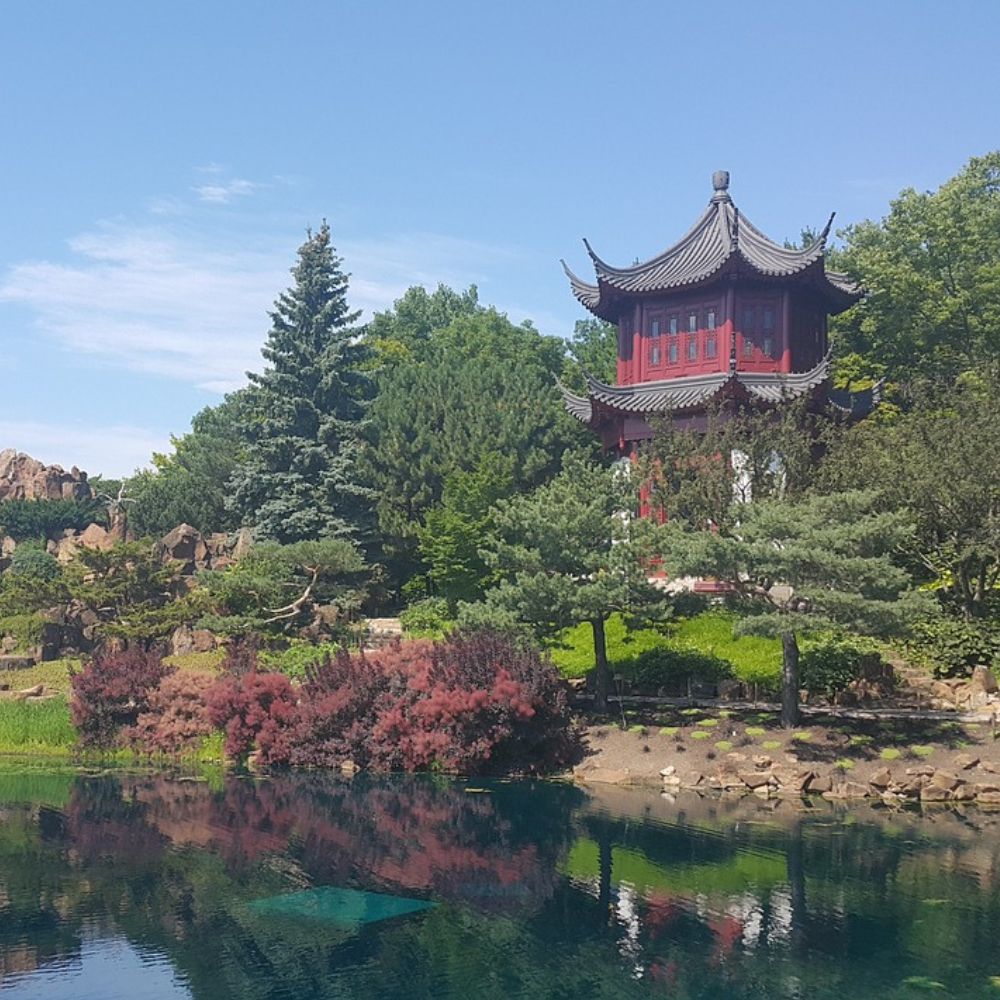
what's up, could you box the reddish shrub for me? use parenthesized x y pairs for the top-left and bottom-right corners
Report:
(290, 630), (577, 774)
(70, 647), (175, 748)
(130, 671), (216, 755)
(206, 670), (298, 765)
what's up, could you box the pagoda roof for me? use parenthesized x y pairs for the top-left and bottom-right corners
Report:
(559, 355), (833, 424)
(563, 171), (861, 321)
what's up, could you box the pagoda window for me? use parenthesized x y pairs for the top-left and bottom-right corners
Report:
(706, 308), (716, 330)
(668, 315), (679, 336)
(650, 343), (661, 365)
(651, 318), (660, 337)
(762, 306), (775, 358)
(668, 339), (678, 364)
(706, 332), (717, 358)
(687, 335), (698, 361)
(688, 312), (698, 333)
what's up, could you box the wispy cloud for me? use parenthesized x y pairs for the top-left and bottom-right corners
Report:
(194, 178), (258, 204)
(0, 215), (517, 393)
(0, 420), (169, 478)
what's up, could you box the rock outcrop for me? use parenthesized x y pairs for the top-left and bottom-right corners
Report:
(0, 450), (92, 502)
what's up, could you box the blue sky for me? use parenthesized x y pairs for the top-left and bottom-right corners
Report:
(1, 0), (997, 476)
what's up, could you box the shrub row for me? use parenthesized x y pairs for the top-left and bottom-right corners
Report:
(69, 631), (578, 775)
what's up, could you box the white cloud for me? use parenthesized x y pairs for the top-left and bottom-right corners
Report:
(194, 178), (258, 204)
(0, 220), (517, 393)
(0, 420), (168, 478)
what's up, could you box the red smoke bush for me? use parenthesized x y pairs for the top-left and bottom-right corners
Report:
(70, 646), (175, 748)
(130, 671), (216, 754)
(205, 670), (298, 764)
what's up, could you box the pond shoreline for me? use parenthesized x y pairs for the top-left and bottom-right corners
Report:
(570, 714), (1000, 808)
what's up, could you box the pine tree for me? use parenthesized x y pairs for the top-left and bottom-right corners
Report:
(229, 223), (374, 544)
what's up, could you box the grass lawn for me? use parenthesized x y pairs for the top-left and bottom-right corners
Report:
(548, 611), (782, 688)
(0, 697), (75, 755)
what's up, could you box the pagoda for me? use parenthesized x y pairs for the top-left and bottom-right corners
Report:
(560, 171), (878, 451)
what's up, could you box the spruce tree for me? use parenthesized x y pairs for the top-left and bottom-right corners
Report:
(229, 223), (374, 544)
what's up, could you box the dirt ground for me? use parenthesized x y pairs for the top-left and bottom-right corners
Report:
(570, 704), (1000, 802)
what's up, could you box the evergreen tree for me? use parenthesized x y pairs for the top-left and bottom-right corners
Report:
(656, 491), (932, 726)
(229, 223), (374, 544)
(464, 455), (667, 712)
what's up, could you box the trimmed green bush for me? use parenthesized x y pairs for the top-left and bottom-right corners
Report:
(799, 634), (879, 697)
(400, 598), (454, 639)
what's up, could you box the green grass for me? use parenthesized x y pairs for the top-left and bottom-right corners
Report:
(911, 745), (934, 758)
(690, 730), (711, 741)
(165, 650), (225, 672)
(0, 697), (75, 754)
(0, 658), (79, 696)
(745, 726), (766, 736)
(548, 611), (782, 685)
(880, 748), (903, 761)
(714, 740), (733, 752)
(762, 740), (783, 751)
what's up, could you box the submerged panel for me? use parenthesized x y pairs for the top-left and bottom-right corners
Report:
(247, 886), (435, 928)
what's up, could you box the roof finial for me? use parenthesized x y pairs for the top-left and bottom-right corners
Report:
(711, 170), (731, 202)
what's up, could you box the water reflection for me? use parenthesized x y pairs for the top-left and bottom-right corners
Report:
(1, 768), (1000, 998)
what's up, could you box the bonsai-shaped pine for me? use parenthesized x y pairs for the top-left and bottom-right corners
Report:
(656, 490), (933, 726)
(229, 222), (375, 545)
(462, 455), (668, 712)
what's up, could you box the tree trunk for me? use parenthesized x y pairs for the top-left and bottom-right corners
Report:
(592, 617), (610, 713)
(781, 631), (800, 729)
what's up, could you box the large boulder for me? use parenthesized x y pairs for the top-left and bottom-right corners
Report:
(159, 524), (207, 574)
(77, 523), (113, 552)
(0, 449), (91, 502)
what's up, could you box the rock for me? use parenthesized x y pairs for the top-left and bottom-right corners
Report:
(778, 769), (815, 794)
(230, 527), (254, 563)
(739, 771), (772, 789)
(954, 753), (980, 771)
(823, 781), (869, 800)
(868, 767), (893, 789)
(974, 783), (1000, 795)
(0, 449), (91, 502)
(897, 780), (926, 798)
(659, 766), (676, 778)
(0, 655), (36, 670)
(752, 755), (773, 769)
(340, 760), (359, 776)
(906, 765), (935, 777)
(970, 665), (998, 694)
(807, 773), (832, 794)
(980, 761), (998, 774)
(920, 785), (951, 802)
(170, 626), (219, 657)
(159, 524), (204, 572)
(15, 683), (44, 699)
(953, 785), (977, 802)
(0, 636), (16, 654)
(929, 770), (963, 792)
(977, 790), (1000, 805)
(0, 536), (15, 559)
(77, 523), (113, 551)
(682, 772), (704, 788)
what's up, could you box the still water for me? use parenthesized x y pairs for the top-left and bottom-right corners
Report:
(0, 765), (998, 999)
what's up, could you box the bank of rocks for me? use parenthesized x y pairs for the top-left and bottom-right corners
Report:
(575, 749), (1000, 807)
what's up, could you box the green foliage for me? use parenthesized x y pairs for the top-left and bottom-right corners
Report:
(799, 634), (879, 697)
(228, 223), (375, 544)
(64, 542), (195, 642)
(126, 393), (248, 537)
(905, 615), (1000, 677)
(820, 375), (1000, 619)
(199, 537), (367, 635)
(657, 491), (933, 643)
(834, 152), (1000, 382)
(640, 397), (818, 532)
(399, 597), (454, 639)
(8, 542), (60, 581)
(562, 317), (618, 388)
(0, 498), (103, 541)
(417, 455), (513, 604)
(0, 611), (44, 651)
(464, 456), (667, 704)
(363, 305), (588, 581)
(258, 641), (344, 680)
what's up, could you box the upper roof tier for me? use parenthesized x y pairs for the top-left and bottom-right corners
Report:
(563, 171), (861, 322)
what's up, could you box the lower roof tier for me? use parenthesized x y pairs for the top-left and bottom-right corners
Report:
(559, 355), (882, 426)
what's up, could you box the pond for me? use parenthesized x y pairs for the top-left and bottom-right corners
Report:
(0, 765), (998, 999)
